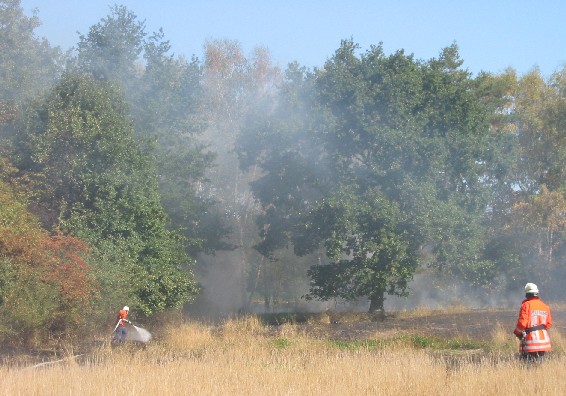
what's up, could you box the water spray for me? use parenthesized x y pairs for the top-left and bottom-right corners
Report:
(112, 319), (152, 343)
(129, 324), (152, 343)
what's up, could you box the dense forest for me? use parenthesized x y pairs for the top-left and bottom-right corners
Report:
(2, 0), (566, 345)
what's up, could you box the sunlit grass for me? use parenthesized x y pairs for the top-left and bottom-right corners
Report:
(2, 311), (565, 395)
(393, 303), (500, 319)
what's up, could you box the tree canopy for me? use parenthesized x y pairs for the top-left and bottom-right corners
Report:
(4, 1), (566, 342)
(13, 74), (198, 316)
(0, 177), (98, 345)
(238, 40), (515, 313)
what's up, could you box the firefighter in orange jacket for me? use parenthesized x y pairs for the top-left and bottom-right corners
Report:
(113, 306), (131, 343)
(513, 283), (552, 363)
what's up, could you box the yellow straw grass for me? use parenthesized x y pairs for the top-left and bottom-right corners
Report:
(2, 317), (566, 395)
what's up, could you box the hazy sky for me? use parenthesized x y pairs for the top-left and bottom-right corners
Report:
(21, 0), (566, 77)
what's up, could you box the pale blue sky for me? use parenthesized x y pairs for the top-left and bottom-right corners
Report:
(21, 0), (566, 77)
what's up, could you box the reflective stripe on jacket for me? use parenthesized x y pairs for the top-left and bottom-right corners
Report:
(117, 309), (129, 327)
(514, 297), (552, 353)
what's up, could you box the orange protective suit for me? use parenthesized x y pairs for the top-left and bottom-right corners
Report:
(113, 308), (129, 343)
(117, 309), (129, 327)
(514, 296), (552, 353)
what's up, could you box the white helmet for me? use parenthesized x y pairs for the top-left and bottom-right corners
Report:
(524, 283), (539, 294)
(123, 306), (129, 311)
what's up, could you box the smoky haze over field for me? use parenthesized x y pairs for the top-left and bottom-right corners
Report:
(3, 2), (566, 331)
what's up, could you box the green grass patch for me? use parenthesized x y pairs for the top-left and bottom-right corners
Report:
(326, 335), (489, 352)
(272, 338), (291, 349)
(328, 339), (385, 350)
(406, 334), (487, 350)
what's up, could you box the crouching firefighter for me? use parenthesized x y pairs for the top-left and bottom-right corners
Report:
(513, 283), (552, 365)
(113, 306), (131, 343)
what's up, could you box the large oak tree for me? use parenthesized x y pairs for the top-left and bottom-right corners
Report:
(239, 41), (511, 313)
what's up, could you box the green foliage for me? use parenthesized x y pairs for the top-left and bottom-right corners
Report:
(0, 0), (63, 103)
(9, 0), (566, 334)
(305, 187), (417, 310)
(240, 40), (511, 312)
(76, 4), (144, 83)
(512, 69), (566, 192)
(238, 62), (326, 259)
(74, 5), (227, 256)
(0, 179), (98, 346)
(327, 336), (487, 351)
(13, 74), (198, 316)
(272, 338), (291, 349)
(329, 339), (383, 350)
(136, 32), (226, 255)
(0, 258), (60, 345)
(478, 68), (566, 295)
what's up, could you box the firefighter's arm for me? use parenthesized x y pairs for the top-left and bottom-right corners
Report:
(513, 303), (529, 338)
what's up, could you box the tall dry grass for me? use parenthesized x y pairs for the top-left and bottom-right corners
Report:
(393, 304), (499, 319)
(1, 315), (565, 395)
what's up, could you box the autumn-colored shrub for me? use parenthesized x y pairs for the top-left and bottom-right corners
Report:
(0, 180), (99, 346)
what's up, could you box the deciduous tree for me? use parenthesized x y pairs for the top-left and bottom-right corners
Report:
(240, 41), (509, 313)
(14, 74), (198, 316)
(0, 179), (98, 345)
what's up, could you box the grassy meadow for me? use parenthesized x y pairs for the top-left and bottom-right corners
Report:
(1, 312), (565, 395)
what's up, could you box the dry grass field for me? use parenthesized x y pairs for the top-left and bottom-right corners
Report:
(2, 307), (566, 395)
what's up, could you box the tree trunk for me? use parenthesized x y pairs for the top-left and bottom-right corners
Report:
(369, 292), (385, 320)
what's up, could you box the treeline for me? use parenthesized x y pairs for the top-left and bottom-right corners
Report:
(1, 1), (566, 345)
